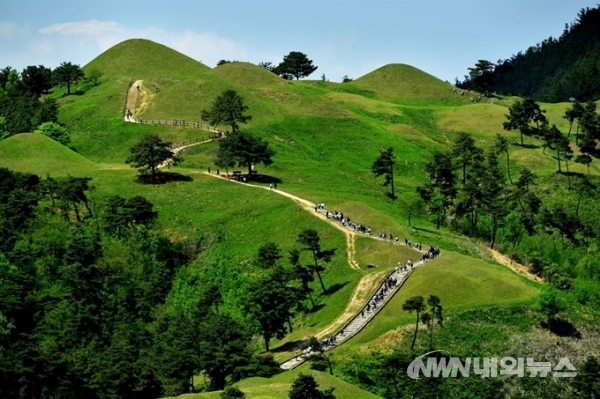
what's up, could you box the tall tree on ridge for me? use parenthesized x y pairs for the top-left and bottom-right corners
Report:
(276, 51), (318, 80)
(202, 89), (252, 133)
(52, 62), (85, 95)
(467, 60), (495, 94)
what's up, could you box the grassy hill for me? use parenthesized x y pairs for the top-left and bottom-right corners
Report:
(0, 133), (98, 175)
(334, 251), (540, 350)
(4, 38), (598, 397)
(174, 369), (382, 399)
(346, 63), (469, 106)
(85, 38), (210, 81)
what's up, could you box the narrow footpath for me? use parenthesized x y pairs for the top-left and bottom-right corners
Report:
(202, 172), (435, 370)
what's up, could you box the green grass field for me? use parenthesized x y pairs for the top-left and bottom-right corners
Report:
(1, 38), (575, 380)
(173, 368), (382, 399)
(333, 251), (540, 351)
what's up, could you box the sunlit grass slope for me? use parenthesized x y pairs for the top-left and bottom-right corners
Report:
(85, 38), (210, 80)
(52, 39), (213, 163)
(174, 369), (382, 399)
(0, 133), (98, 175)
(336, 251), (540, 350)
(347, 63), (470, 106)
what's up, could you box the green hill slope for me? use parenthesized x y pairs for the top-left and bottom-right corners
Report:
(175, 369), (382, 399)
(0, 133), (98, 175)
(347, 63), (470, 106)
(336, 251), (540, 349)
(85, 38), (210, 80)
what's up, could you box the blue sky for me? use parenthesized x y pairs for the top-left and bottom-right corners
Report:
(2, 0), (598, 82)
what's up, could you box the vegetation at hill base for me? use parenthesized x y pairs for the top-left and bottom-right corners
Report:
(2, 6), (600, 396)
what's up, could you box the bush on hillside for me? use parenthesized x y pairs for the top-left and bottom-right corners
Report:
(34, 121), (70, 146)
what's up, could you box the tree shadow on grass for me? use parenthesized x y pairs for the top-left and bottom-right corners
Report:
(250, 174), (282, 184)
(541, 318), (581, 338)
(511, 143), (540, 149)
(270, 339), (310, 353)
(136, 172), (194, 184)
(307, 303), (325, 314)
(321, 281), (349, 297)
(559, 170), (584, 178)
(412, 227), (442, 236)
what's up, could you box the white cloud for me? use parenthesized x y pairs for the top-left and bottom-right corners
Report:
(24, 19), (252, 68)
(38, 20), (125, 36)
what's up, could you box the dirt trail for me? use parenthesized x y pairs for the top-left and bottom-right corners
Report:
(124, 80), (153, 122)
(487, 247), (543, 283)
(208, 174), (363, 271)
(346, 234), (360, 270)
(316, 270), (388, 339)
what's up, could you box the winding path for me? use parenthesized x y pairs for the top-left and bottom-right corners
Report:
(124, 81), (535, 371)
(202, 172), (433, 369)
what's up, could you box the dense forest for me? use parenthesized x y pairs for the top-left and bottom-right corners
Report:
(458, 6), (600, 102)
(417, 97), (600, 309)
(0, 167), (294, 398)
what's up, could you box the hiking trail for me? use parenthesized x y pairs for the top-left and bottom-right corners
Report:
(201, 172), (435, 369)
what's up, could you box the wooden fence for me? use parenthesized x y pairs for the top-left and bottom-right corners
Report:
(122, 79), (134, 119)
(131, 118), (223, 132)
(170, 133), (224, 150)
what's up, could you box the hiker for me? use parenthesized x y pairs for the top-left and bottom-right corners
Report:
(274, 183), (277, 189)
(269, 183), (273, 190)
(216, 169), (220, 175)
(208, 167), (211, 174)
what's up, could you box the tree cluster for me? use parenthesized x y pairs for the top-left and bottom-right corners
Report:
(244, 229), (336, 351)
(402, 295), (443, 351)
(418, 102), (600, 306)
(458, 6), (600, 102)
(0, 66), (58, 136)
(0, 167), (287, 398)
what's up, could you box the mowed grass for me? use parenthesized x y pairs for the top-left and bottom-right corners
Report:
(173, 369), (381, 399)
(345, 64), (472, 106)
(0, 133), (99, 174)
(0, 134), (372, 347)
(335, 250), (540, 349)
(354, 236), (422, 269)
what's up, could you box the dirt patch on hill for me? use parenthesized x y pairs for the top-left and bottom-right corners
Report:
(125, 80), (154, 118)
(487, 247), (544, 283)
